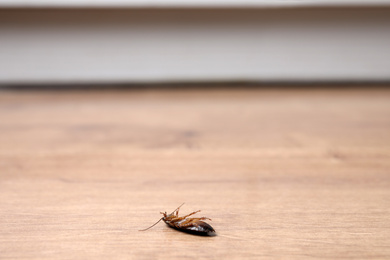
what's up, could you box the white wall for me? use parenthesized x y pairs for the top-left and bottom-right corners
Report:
(1, 7), (390, 84)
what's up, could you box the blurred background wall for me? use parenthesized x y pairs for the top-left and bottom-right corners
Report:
(1, 1), (390, 85)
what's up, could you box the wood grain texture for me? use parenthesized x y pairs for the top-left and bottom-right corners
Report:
(0, 87), (389, 259)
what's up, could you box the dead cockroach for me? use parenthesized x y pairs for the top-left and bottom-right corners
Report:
(139, 203), (216, 236)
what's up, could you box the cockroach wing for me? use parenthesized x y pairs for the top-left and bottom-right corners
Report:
(184, 221), (216, 236)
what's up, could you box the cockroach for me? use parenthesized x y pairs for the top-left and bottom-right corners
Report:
(139, 203), (216, 236)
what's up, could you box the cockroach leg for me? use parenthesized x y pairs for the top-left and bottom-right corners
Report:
(180, 210), (201, 219)
(179, 217), (212, 227)
(175, 203), (185, 216)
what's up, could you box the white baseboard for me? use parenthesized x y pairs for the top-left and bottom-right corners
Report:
(1, 7), (390, 84)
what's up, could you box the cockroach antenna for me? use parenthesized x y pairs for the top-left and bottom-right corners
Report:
(139, 203), (185, 231)
(138, 217), (164, 231)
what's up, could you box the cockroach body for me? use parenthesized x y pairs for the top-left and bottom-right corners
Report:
(139, 203), (216, 236)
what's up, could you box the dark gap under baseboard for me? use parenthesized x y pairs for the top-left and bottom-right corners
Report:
(0, 81), (389, 91)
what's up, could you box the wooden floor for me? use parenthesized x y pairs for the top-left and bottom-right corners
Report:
(1, 87), (389, 259)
